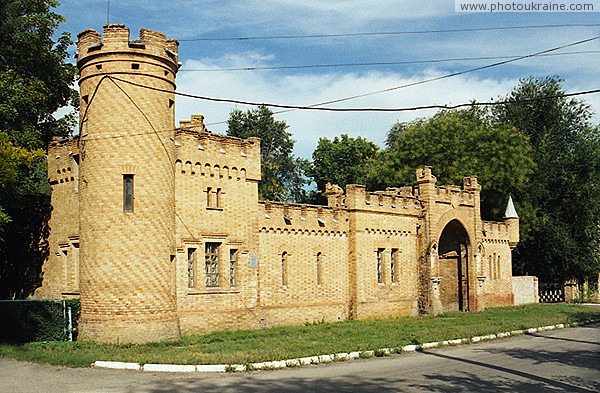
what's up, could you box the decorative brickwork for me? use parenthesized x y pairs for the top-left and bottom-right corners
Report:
(36, 25), (520, 343)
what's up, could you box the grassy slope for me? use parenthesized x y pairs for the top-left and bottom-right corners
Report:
(0, 303), (598, 368)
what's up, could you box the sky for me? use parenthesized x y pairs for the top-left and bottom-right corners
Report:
(54, 0), (600, 158)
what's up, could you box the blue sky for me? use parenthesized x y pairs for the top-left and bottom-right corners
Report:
(55, 0), (599, 158)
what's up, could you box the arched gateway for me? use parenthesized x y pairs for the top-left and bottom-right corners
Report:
(438, 220), (471, 312)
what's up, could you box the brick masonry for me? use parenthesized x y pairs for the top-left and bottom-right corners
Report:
(35, 25), (519, 343)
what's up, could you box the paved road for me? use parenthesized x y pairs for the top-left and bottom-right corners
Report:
(1, 323), (598, 393)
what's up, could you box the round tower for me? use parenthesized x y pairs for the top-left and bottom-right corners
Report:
(76, 25), (180, 343)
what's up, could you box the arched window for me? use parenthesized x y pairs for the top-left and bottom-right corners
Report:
(282, 252), (288, 286)
(316, 252), (322, 286)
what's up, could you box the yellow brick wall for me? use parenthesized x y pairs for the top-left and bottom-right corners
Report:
(37, 26), (520, 343)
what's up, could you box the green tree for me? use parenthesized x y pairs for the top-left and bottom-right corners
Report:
(492, 76), (600, 284)
(305, 134), (379, 203)
(0, 0), (77, 299)
(370, 106), (534, 220)
(227, 105), (306, 201)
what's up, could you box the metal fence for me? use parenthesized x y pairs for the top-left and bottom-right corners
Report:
(538, 284), (565, 303)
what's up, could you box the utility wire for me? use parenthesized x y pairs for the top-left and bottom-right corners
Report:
(289, 35), (599, 111)
(113, 35), (598, 116)
(75, 87), (599, 142)
(105, 76), (600, 113)
(179, 50), (600, 73)
(179, 23), (600, 42)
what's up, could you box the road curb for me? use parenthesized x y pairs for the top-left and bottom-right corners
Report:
(92, 318), (600, 373)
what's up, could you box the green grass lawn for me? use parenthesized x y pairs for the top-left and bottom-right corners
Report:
(1, 303), (598, 368)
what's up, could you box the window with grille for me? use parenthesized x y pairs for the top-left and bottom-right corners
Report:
(123, 174), (134, 212)
(391, 248), (398, 283)
(205, 243), (219, 287)
(187, 248), (197, 288)
(377, 248), (384, 284)
(229, 249), (238, 287)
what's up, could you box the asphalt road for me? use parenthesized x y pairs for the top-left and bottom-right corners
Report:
(1, 323), (598, 393)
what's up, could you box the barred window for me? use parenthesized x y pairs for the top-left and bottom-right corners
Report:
(377, 248), (384, 284)
(390, 248), (398, 283)
(205, 243), (219, 287)
(187, 248), (197, 288)
(123, 174), (134, 212)
(229, 249), (238, 287)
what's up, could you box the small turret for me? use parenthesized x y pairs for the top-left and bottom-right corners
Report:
(504, 195), (519, 249)
(416, 166), (436, 202)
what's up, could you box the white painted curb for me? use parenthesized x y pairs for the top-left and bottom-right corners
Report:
(92, 318), (600, 373)
(93, 361), (140, 370)
(142, 364), (196, 372)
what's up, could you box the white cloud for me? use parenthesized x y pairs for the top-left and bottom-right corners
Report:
(176, 57), (518, 159)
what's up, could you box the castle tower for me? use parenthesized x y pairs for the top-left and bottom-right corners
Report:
(76, 25), (180, 343)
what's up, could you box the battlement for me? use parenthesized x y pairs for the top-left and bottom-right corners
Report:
(482, 220), (510, 241)
(260, 201), (348, 235)
(338, 184), (422, 215)
(76, 25), (180, 86)
(175, 115), (261, 182)
(77, 24), (178, 60)
(48, 137), (80, 185)
(432, 184), (477, 207)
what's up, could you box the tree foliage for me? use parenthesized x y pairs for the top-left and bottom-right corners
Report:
(492, 76), (600, 283)
(0, 0), (77, 299)
(369, 107), (534, 220)
(227, 105), (306, 202)
(305, 134), (378, 203)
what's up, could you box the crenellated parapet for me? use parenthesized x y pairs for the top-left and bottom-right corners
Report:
(175, 115), (261, 182)
(259, 201), (348, 234)
(48, 137), (80, 186)
(482, 220), (511, 244)
(343, 184), (422, 215)
(76, 24), (179, 79)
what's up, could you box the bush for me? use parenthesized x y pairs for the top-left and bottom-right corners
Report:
(0, 299), (79, 343)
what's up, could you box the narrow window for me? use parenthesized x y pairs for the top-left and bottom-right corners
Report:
(377, 248), (384, 284)
(216, 188), (222, 208)
(488, 255), (493, 280)
(229, 249), (238, 287)
(390, 248), (398, 283)
(282, 252), (288, 286)
(123, 174), (134, 212)
(316, 252), (322, 286)
(187, 248), (197, 288)
(496, 255), (501, 279)
(206, 187), (212, 207)
(205, 243), (219, 287)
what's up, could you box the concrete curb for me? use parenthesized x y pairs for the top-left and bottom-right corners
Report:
(92, 318), (600, 373)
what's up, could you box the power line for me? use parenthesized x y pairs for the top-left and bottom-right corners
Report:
(179, 23), (600, 42)
(179, 50), (600, 73)
(292, 35), (599, 110)
(79, 77), (600, 140)
(102, 35), (599, 119)
(107, 75), (600, 113)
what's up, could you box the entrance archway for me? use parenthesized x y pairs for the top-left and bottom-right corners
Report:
(438, 220), (470, 312)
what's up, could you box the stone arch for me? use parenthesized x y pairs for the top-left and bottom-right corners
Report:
(437, 219), (471, 312)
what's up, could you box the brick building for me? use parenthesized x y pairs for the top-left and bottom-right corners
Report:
(35, 25), (519, 344)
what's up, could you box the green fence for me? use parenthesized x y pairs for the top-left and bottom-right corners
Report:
(0, 298), (79, 343)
